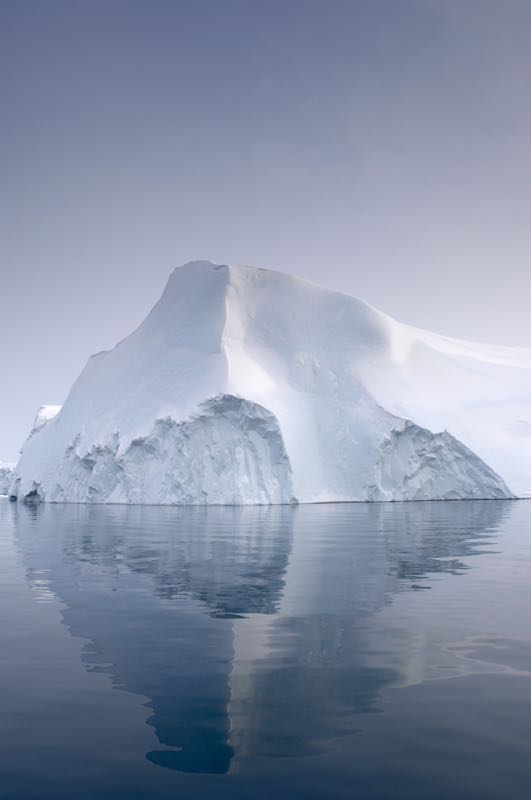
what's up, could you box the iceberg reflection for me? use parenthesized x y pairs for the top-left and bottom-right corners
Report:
(12, 500), (511, 774)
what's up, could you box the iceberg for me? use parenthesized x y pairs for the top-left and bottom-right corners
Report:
(10, 261), (529, 504)
(0, 463), (15, 496)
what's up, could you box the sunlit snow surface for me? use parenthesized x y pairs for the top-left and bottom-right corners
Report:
(10, 261), (530, 503)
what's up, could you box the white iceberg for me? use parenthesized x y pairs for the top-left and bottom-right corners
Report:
(10, 261), (529, 504)
(0, 463), (15, 496)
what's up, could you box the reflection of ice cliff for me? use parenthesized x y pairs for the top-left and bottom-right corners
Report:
(13, 500), (511, 773)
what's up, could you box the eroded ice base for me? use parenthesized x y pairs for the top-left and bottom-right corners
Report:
(9, 397), (512, 505)
(11, 397), (294, 505)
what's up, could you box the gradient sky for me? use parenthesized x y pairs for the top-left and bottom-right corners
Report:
(2, 0), (531, 460)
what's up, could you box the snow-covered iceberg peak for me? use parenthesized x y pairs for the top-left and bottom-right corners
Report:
(10, 260), (527, 504)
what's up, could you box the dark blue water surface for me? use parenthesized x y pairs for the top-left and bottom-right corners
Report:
(1, 499), (531, 799)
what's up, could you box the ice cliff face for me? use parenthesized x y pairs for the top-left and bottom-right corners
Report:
(10, 260), (527, 504)
(49, 396), (293, 505)
(370, 421), (511, 501)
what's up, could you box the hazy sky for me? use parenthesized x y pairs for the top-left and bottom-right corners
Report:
(2, 0), (531, 460)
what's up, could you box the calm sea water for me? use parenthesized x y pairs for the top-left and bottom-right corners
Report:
(1, 498), (531, 799)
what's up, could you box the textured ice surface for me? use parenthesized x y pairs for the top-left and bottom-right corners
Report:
(370, 421), (512, 501)
(11, 261), (526, 504)
(48, 395), (294, 505)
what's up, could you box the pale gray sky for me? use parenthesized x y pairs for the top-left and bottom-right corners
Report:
(1, 0), (531, 460)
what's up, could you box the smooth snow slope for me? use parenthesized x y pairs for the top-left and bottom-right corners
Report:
(10, 261), (528, 504)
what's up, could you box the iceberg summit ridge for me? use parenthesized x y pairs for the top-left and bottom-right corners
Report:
(9, 260), (530, 504)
